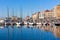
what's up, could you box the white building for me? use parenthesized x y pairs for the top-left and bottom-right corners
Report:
(39, 11), (44, 19)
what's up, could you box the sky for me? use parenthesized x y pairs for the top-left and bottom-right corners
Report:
(0, 0), (60, 18)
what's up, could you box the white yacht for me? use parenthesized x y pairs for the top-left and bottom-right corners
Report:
(29, 22), (33, 25)
(16, 22), (21, 27)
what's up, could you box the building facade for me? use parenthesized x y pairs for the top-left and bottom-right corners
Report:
(54, 5), (60, 19)
(32, 12), (40, 22)
(44, 10), (54, 18)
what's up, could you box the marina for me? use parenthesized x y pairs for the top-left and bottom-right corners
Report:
(0, 0), (60, 40)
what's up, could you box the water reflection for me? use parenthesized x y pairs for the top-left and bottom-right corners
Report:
(0, 25), (60, 40)
(53, 26), (60, 38)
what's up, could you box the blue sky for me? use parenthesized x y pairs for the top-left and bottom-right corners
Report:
(0, 0), (60, 18)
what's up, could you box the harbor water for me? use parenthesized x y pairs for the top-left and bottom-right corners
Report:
(0, 26), (60, 40)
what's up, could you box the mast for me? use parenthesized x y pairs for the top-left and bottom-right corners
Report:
(12, 8), (14, 17)
(7, 7), (9, 19)
(27, 10), (29, 22)
(27, 10), (29, 16)
(20, 7), (23, 22)
(20, 8), (22, 18)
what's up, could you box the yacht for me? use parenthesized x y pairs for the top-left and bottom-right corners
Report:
(16, 22), (21, 27)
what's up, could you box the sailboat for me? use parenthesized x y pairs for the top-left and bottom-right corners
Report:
(16, 7), (23, 27)
(5, 7), (11, 27)
(11, 8), (17, 26)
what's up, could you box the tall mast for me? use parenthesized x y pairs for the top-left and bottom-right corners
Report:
(20, 7), (23, 21)
(7, 7), (9, 18)
(12, 8), (14, 17)
(20, 8), (22, 18)
(27, 10), (29, 16)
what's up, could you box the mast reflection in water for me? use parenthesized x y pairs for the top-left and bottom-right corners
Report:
(0, 26), (60, 40)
